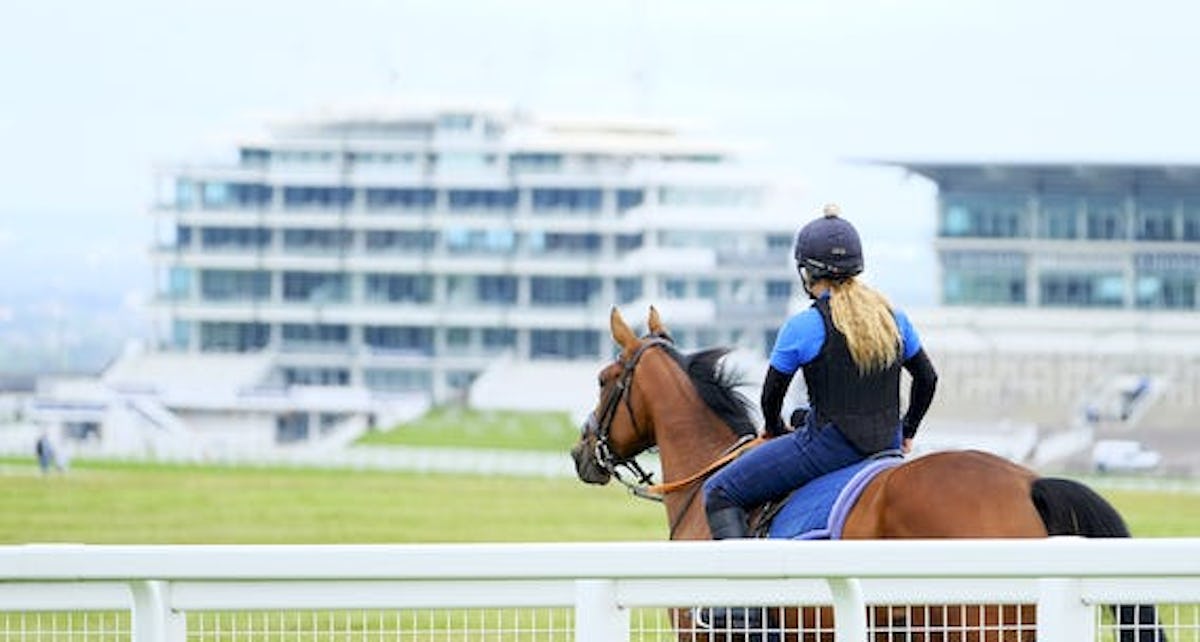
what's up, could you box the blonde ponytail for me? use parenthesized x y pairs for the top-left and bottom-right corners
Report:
(826, 278), (901, 373)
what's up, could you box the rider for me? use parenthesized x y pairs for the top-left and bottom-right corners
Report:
(702, 204), (939, 540)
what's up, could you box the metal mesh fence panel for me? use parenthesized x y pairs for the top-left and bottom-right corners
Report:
(0, 612), (130, 642)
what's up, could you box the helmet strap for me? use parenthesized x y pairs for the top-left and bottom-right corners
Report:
(800, 267), (818, 300)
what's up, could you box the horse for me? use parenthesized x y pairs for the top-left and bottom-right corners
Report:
(570, 306), (1165, 642)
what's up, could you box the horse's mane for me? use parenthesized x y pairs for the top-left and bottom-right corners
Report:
(661, 343), (759, 438)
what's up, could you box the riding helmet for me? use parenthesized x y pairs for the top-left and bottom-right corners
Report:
(792, 203), (864, 280)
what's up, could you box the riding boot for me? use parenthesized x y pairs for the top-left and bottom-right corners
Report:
(706, 505), (749, 540)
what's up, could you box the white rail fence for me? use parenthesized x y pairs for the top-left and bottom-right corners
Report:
(1, 539), (1199, 641)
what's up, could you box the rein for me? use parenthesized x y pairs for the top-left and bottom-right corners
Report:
(647, 434), (764, 496)
(586, 335), (764, 506)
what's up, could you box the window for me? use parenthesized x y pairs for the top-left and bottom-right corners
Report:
(1184, 201), (1200, 241)
(364, 368), (432, 392)
(283, 186), (353, 209)
(663, 278), (687, 299)
(528, 232), (601, 254)
(283, 368), (349, 386)
(1135, 199), (1176, 241)
(530, 330), (599, 359)
(530, 277), (601, 306)
(171, 320), (191, 350)
(531, 188), (603, 213)
(365, 230), (438, 252)
(617, 189), (645, 212)
(1039, 272), (1125, 308)
(767, 234), (793, 252)
(437, 113), (474, 131)
(168, 267), (192, 299)
(201, 227), (271, 251)
(697, 279), (719, 300)
(176, 225), (193, 248)
(766, 280), (792, 300)
(1135, 253), (1200, 309)
(282, 272), (348, 302)
(239, 148), (270, 167)
(482, 328), (517, 351)
(365, 274), (433, 303)
(615, 278), (643, 303)
(200, 322), (269, 352)
(445, 228), (516, 254)
(199, 270), (270, 301)
(365, 188), (436, 210)
(1085, 197), (1126, 240)
(364, 325), (435, 356)
(940, 251), (1026, 306)
(509, 153), (563, 173)
(176, 179), (195, 209)
(281, 324), (349, 350)
(445, 327), (472, 351)
(1037, 196), (1079, 240)
(477, 275), (518, 304)
(940, 194), (1026, 238)
(283, 229), (353, 253)
(615, 233), (644, 253)
(448, 189), (518, 211)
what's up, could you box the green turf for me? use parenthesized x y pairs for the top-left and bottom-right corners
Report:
(1, 456), (1197, 544)
(0, 460), (664, 544)
(355, 406), (579, 452)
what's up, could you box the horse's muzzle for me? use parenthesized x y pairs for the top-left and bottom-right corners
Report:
(571, 437), (611, 485)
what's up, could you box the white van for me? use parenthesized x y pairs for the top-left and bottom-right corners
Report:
(1091, 439), (1162, 473)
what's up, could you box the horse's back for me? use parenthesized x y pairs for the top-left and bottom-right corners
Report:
(842, 450), (1049, 539)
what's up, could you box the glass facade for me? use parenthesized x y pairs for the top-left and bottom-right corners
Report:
(924, 165), (1200, 310)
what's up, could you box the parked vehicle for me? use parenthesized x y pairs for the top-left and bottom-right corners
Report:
(1092, 439), (1162, 473)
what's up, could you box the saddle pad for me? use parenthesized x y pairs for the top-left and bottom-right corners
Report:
(765, 456), (903, 540)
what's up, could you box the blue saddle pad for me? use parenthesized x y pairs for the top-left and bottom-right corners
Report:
(765, 456), (903, 540)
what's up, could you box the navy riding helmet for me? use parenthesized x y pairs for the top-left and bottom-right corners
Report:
(792, 203), (864, 281)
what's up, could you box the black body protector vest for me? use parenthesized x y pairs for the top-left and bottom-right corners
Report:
(801, 298), (902, 455)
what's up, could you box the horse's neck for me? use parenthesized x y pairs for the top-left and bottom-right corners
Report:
(640, 358), (743, 540)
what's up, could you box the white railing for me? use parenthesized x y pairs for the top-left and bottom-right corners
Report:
(2, 539), (1199, 641)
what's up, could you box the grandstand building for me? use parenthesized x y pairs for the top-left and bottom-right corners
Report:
(886, 162), (1200, 467)
(890, 162), (1200, 309)
(150, 101), (797, 403)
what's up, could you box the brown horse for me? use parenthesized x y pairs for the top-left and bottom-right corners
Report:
(570, 306), (1163, 642)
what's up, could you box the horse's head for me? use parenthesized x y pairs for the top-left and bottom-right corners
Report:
(571, 306), (672, 486)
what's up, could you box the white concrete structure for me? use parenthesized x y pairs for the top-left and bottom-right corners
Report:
(1, 539), (1198, 641)
(150, 99), (799, 405)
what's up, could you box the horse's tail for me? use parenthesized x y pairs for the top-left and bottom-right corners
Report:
(1031, 477), (1166, 642)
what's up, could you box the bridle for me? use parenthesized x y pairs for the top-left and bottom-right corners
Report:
(581, 335), (763, 507)
(582, 336), (671, 502)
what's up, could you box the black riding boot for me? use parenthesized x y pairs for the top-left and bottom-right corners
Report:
(706, 505), (749, 540)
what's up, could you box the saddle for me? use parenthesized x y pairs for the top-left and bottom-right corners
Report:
(750, 454), (903, 539)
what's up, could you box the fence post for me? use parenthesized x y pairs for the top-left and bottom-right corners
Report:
(131, 580), (185, 642)
(575, 579), (628, 642)
(828, 578), (867, 641)
(1038, 578), (1094, 641)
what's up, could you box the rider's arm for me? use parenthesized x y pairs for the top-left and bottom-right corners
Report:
(761, 365), (795, 437)
(901, 348), (937, 439)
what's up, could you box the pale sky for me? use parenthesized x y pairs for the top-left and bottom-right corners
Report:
(2, 0), (1198, 366)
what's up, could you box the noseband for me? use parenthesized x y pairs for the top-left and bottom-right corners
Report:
(584, 337), (671, 501)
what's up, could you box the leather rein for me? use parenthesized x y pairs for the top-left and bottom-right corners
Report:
(583, 336), (764, 510)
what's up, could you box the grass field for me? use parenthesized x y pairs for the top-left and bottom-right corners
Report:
(355, 406), (579, 452)
(1, 458), (1198, 543)
(1, 407), (1196, 543)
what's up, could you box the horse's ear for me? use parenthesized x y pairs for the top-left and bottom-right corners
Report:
(647, 305), (667, 337)
(610, 306), (639, 351)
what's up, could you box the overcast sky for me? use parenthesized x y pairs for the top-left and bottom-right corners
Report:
(2, 0), (1198, 320)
